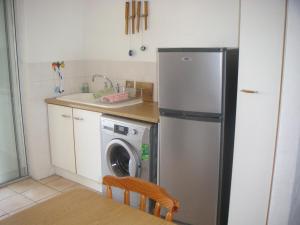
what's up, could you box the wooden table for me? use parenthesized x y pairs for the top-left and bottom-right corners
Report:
(0, 189), (174, 225)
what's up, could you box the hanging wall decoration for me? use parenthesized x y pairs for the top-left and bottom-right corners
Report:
(125, 1), (149, 56)
(51, 61), (65, 95)
(125, 0), (148, 34)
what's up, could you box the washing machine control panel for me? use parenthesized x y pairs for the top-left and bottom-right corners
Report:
(102, 117), (143, 137)
(114, 125), (129, 135)
(113, 125), (139, 136)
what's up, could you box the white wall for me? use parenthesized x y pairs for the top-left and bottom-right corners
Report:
(83, 0), (240, 61)
(15, 0), (87, 179)
(15, 0), (240, 179)
(21, 0), (85, 63)
(18, 0), (240, 63)
(268, 0), (300, 224)
(83, 0), (240, 102)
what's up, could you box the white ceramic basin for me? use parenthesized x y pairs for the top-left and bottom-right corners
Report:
(57, 93), (143, 108)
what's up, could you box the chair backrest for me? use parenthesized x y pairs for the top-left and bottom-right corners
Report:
(103, 175), (179, 222)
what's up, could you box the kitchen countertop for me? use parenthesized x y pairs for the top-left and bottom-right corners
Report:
(45, 98), (159, 123)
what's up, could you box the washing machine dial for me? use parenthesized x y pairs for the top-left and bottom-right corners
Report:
(130, 129), (138, 135)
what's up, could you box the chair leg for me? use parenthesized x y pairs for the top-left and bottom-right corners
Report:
(153, 202), (161, 217)
(139, 194), (146, 211)
(166, 211), (173, 222)
(124, 190), (130, 205)
(106, 186), (112, 199)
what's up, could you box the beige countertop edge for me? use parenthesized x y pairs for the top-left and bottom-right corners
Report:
(45, 98), (159, 123)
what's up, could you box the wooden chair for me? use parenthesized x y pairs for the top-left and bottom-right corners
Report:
(103, 175), (179, 222)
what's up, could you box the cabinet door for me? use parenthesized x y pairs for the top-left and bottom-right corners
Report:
(73, 109), (102, 182)
(228, 1), (286, 225)
(48, 105), (76, 173)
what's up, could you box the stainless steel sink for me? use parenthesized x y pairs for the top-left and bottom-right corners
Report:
(57, 93), (143, 108)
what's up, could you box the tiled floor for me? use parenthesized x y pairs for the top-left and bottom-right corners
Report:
(0, 175), (85, 220)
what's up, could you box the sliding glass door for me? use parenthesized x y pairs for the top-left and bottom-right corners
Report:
(0, 0), (27, 185)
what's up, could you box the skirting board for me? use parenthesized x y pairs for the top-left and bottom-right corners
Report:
(54, 167), (102, 192)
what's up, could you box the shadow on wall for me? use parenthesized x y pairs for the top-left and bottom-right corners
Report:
(288, 138), (300, 225)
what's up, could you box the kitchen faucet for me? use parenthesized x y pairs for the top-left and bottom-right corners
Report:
(92, 74), (114, 89)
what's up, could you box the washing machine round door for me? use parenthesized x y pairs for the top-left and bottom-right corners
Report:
(105, 139), (140, 177)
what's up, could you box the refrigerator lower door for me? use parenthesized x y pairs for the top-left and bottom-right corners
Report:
(159, 116), (221, 225)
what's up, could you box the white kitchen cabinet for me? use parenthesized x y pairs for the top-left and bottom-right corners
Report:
(48, 105), (76, 173)
(48, 105), (102, 183)
(73, 109), (102, 182)
(228, 1), (286, 225)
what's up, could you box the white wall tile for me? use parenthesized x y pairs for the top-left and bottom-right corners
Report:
(21, 60), (88, 179)
(22, 59), (156, 179)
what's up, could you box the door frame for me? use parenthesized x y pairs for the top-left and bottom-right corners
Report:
(3, 0), (28, 180)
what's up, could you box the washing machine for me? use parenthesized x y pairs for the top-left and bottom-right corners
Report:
(101, 115), (158, 208)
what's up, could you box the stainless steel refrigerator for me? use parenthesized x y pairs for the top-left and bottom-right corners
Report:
(158, 48), (239, 225)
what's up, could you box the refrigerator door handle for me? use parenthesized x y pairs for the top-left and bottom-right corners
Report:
(240, 89), (259, 94)
(160, 108), (222, 122)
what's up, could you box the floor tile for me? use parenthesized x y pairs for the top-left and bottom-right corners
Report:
(0, 209), (6, 217)
(39, 175), (61, 184)
(46, 178), (76, 191)
(0, 188), (17, 201)
(0, 194), (33, 213)
(9, 202), (36, 215)
(22, 185), (58, 202)
(8, 179), (41, 193)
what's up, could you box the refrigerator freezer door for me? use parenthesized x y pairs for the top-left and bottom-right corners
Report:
(159, 116), (221, 225)
(159, 51), (223, 113)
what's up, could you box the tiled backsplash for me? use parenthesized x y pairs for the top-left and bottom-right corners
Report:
(20, 60), (157, 179)
(20, 60), (87, 179)
(84, 60), (157, 101)
(22, 60), (157, 101)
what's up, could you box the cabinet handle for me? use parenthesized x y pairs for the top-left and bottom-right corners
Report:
(74, 116), (84, 121)
(61, 114), (71, 118)
(240, 89), (259, 94)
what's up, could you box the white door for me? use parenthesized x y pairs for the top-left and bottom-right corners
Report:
(73, 109), (102, 182)
(48, 105), (76, 173)
(268, 1), (300, 224)
(228, 1), (286, 225)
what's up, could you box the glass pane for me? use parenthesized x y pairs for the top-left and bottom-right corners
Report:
(0, 0), (20, 184)
(109, 145), (130, 177)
